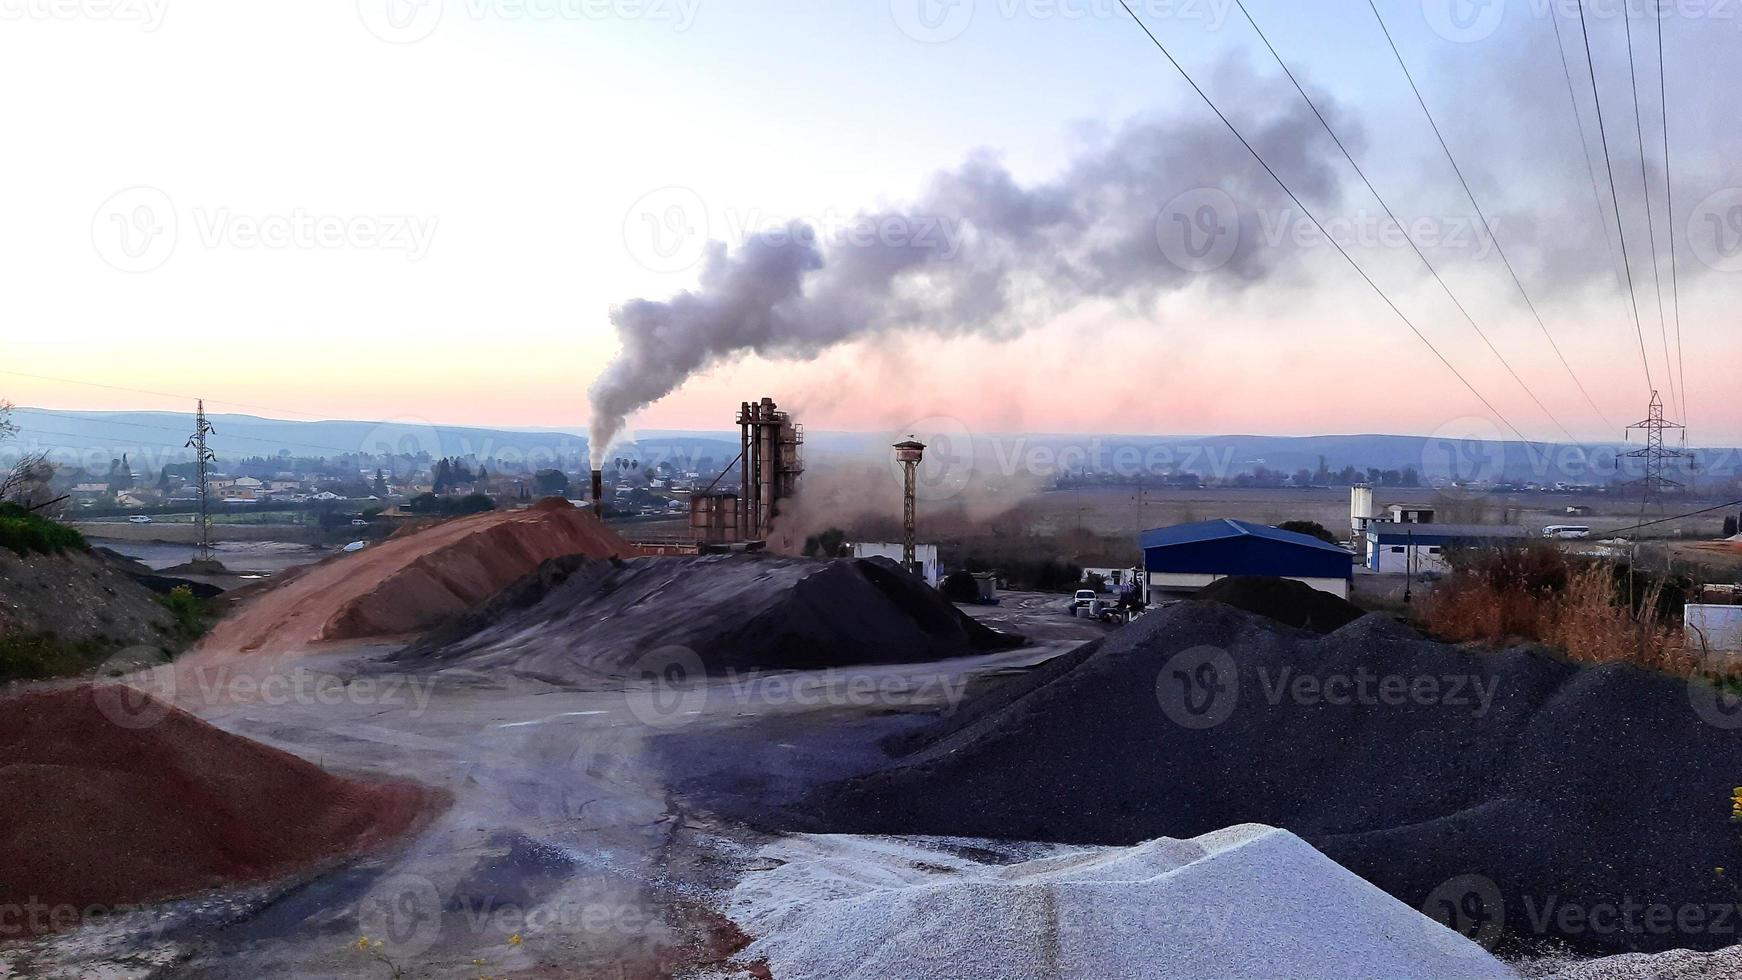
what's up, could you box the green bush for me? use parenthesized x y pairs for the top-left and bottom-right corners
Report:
(158, 585), (211, 645)
(0, 633), (110, 683)
(1278, 520), (1339, 545)
(0, 503), (86, 556)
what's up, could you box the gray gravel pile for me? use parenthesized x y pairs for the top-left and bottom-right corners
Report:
(395, 553), (1023, 680)
(1530, 947), (1742, 979)
(806, 601), (1742, 956)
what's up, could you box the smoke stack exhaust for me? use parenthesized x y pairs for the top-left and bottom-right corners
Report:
(591, 469), (604, 510)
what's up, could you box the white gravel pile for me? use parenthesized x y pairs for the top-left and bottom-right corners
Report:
(729, 824), (1515, 979)
(1531, 946), (1742, 979)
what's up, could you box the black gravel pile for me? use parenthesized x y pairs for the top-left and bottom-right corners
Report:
(393, 554), (1023, 679)
(1191, 575), (1365, 633)
(805, 602), (1742, 956)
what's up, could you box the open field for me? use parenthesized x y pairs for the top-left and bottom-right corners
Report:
(69, 521), (328, 545)
(1019, 485), (1738, 543)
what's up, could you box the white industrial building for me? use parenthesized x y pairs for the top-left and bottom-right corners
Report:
(1687, 588), (1742, 654)
(1365, 523), (1531, 575)
(852, 542), (940, 586)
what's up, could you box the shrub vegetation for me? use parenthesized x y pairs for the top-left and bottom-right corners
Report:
(0, 503), (85, 556)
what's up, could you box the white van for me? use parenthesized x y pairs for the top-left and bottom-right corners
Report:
(1543, 525), (1592, 540)
(127, 515), (153, 524)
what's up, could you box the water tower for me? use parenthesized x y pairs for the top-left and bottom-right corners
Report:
(893, 439), (927, 574)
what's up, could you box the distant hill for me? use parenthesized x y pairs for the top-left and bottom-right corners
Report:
(9, 410), (1735, 489)
(9, 410), (733, 473)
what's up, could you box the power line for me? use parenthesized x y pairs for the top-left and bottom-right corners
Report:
(1365, 0), (1613, 437)
(1621, 0), (1677, 416)
(1574, 0), (1656, 397)
(1112, 0), (1538, 448)
(1238, 0), (1578, 444)
(1550, 0), (1631, 345)
(1235, 2), (1583, 446)
(1607, 495), (1741, 537)
(1655, 0), (1688, 431)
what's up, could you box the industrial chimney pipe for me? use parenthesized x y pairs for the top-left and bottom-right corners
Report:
(591, 469), (605, 511)
(893, 439), (927, 576)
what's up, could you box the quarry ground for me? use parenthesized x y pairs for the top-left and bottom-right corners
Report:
(3, 594), (1103, 979)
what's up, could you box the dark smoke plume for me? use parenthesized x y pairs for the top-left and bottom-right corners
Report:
(588, 62), (1360, 463)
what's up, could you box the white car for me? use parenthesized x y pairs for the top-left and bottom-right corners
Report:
(127, 515), (153, 524)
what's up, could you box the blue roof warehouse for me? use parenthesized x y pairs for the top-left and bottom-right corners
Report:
(1139, 519), (1355, 601)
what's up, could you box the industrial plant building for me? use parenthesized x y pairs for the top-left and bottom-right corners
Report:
(852, 542), (941, 586)
(1365, 523), (1531, 575)
(1139, 519), (1355, 600)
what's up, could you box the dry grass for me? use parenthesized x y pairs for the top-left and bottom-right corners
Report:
(1421, 545), (1700, 678)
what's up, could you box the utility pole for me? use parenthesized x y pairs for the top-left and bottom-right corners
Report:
(186, 400), (215, 564)
(1404, 525), (1414, 605)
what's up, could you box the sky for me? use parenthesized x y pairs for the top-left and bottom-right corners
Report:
(3, 0), (1739, 450)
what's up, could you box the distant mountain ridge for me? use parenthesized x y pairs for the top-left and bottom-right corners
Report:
(8, 409), (1737, 488)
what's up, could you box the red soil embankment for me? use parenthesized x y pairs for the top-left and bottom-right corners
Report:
(0, 685), (435, 939)
(199, 501), (633, 657)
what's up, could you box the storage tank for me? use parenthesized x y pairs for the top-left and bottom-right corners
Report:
(1350, 484), (1375, 561)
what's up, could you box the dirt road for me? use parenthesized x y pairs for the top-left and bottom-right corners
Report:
(3, 602), (1075, 977)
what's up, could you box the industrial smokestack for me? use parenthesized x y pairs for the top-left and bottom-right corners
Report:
(591, 469), (604, 510)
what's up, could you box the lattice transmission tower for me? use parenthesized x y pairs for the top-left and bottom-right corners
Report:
(185, 400), (216, 563)
(1622, 390), (1693, 506)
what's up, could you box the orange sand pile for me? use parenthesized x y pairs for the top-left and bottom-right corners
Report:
(200, 501), (633, 656)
